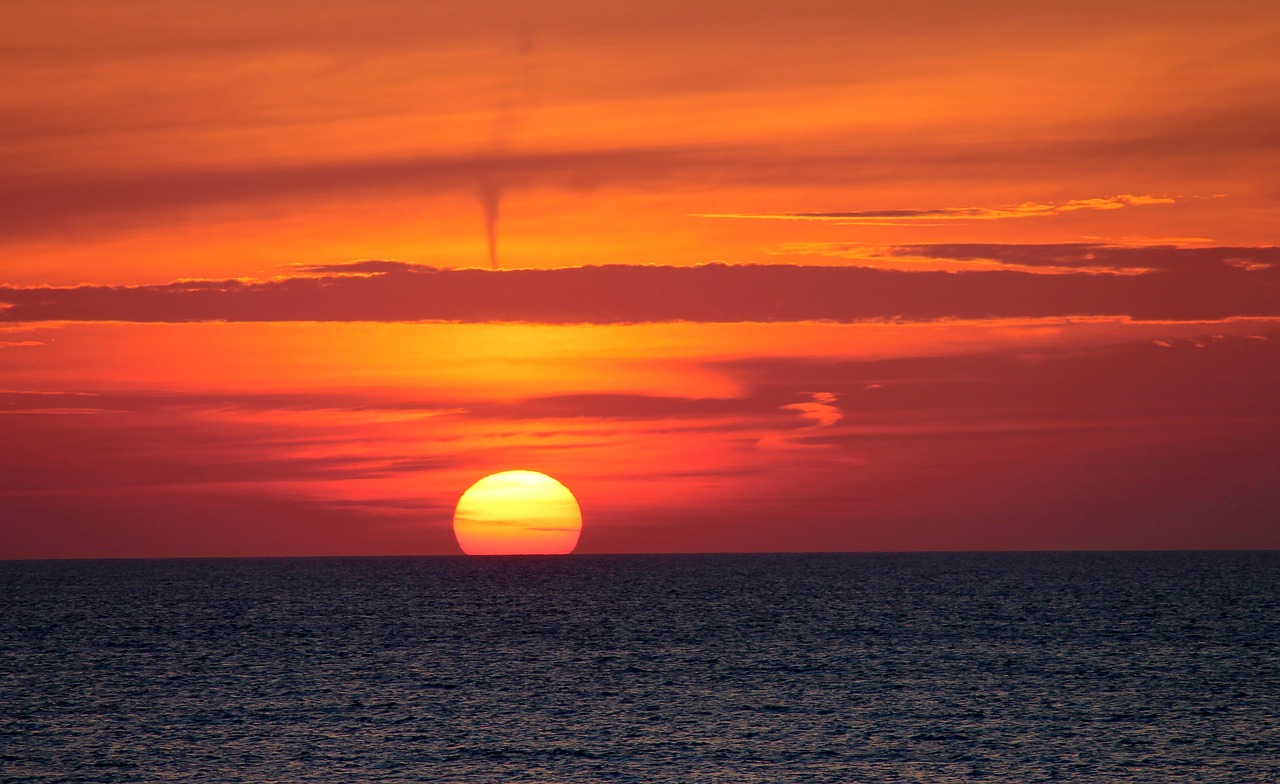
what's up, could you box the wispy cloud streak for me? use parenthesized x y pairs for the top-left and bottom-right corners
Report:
(698, 195), (1176, 225)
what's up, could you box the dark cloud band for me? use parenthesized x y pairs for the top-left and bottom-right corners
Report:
(2, 247), (1277, 324)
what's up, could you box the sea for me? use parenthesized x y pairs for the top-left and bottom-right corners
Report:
(1, 552), (1276, 783)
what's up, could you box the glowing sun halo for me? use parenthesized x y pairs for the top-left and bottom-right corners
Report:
(453, 470), (583, 555)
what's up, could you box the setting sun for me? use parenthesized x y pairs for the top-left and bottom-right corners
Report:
(452, 471), (583, 556)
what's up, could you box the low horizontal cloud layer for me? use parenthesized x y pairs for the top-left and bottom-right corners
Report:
(2, 245), (1278, 323)
(887, 243), (1280, 272)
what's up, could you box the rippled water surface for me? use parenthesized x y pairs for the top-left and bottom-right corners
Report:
(2, 552), (1277, 782)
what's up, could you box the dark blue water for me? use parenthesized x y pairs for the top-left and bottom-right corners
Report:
(2, 552), (1277, 782)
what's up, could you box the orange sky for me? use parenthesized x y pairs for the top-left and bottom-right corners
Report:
(2, 1), (1278, 557)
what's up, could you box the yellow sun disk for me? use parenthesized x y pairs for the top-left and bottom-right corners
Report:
(453, 471), (582, 555)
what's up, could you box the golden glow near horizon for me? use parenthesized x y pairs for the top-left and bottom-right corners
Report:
(453, 470), (583, 555)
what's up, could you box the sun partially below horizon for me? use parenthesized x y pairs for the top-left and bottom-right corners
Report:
(452, 470), (583, 555)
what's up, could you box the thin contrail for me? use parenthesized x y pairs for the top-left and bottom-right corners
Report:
(479, 174), (500, 270)
(478, 26), (534, 270)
